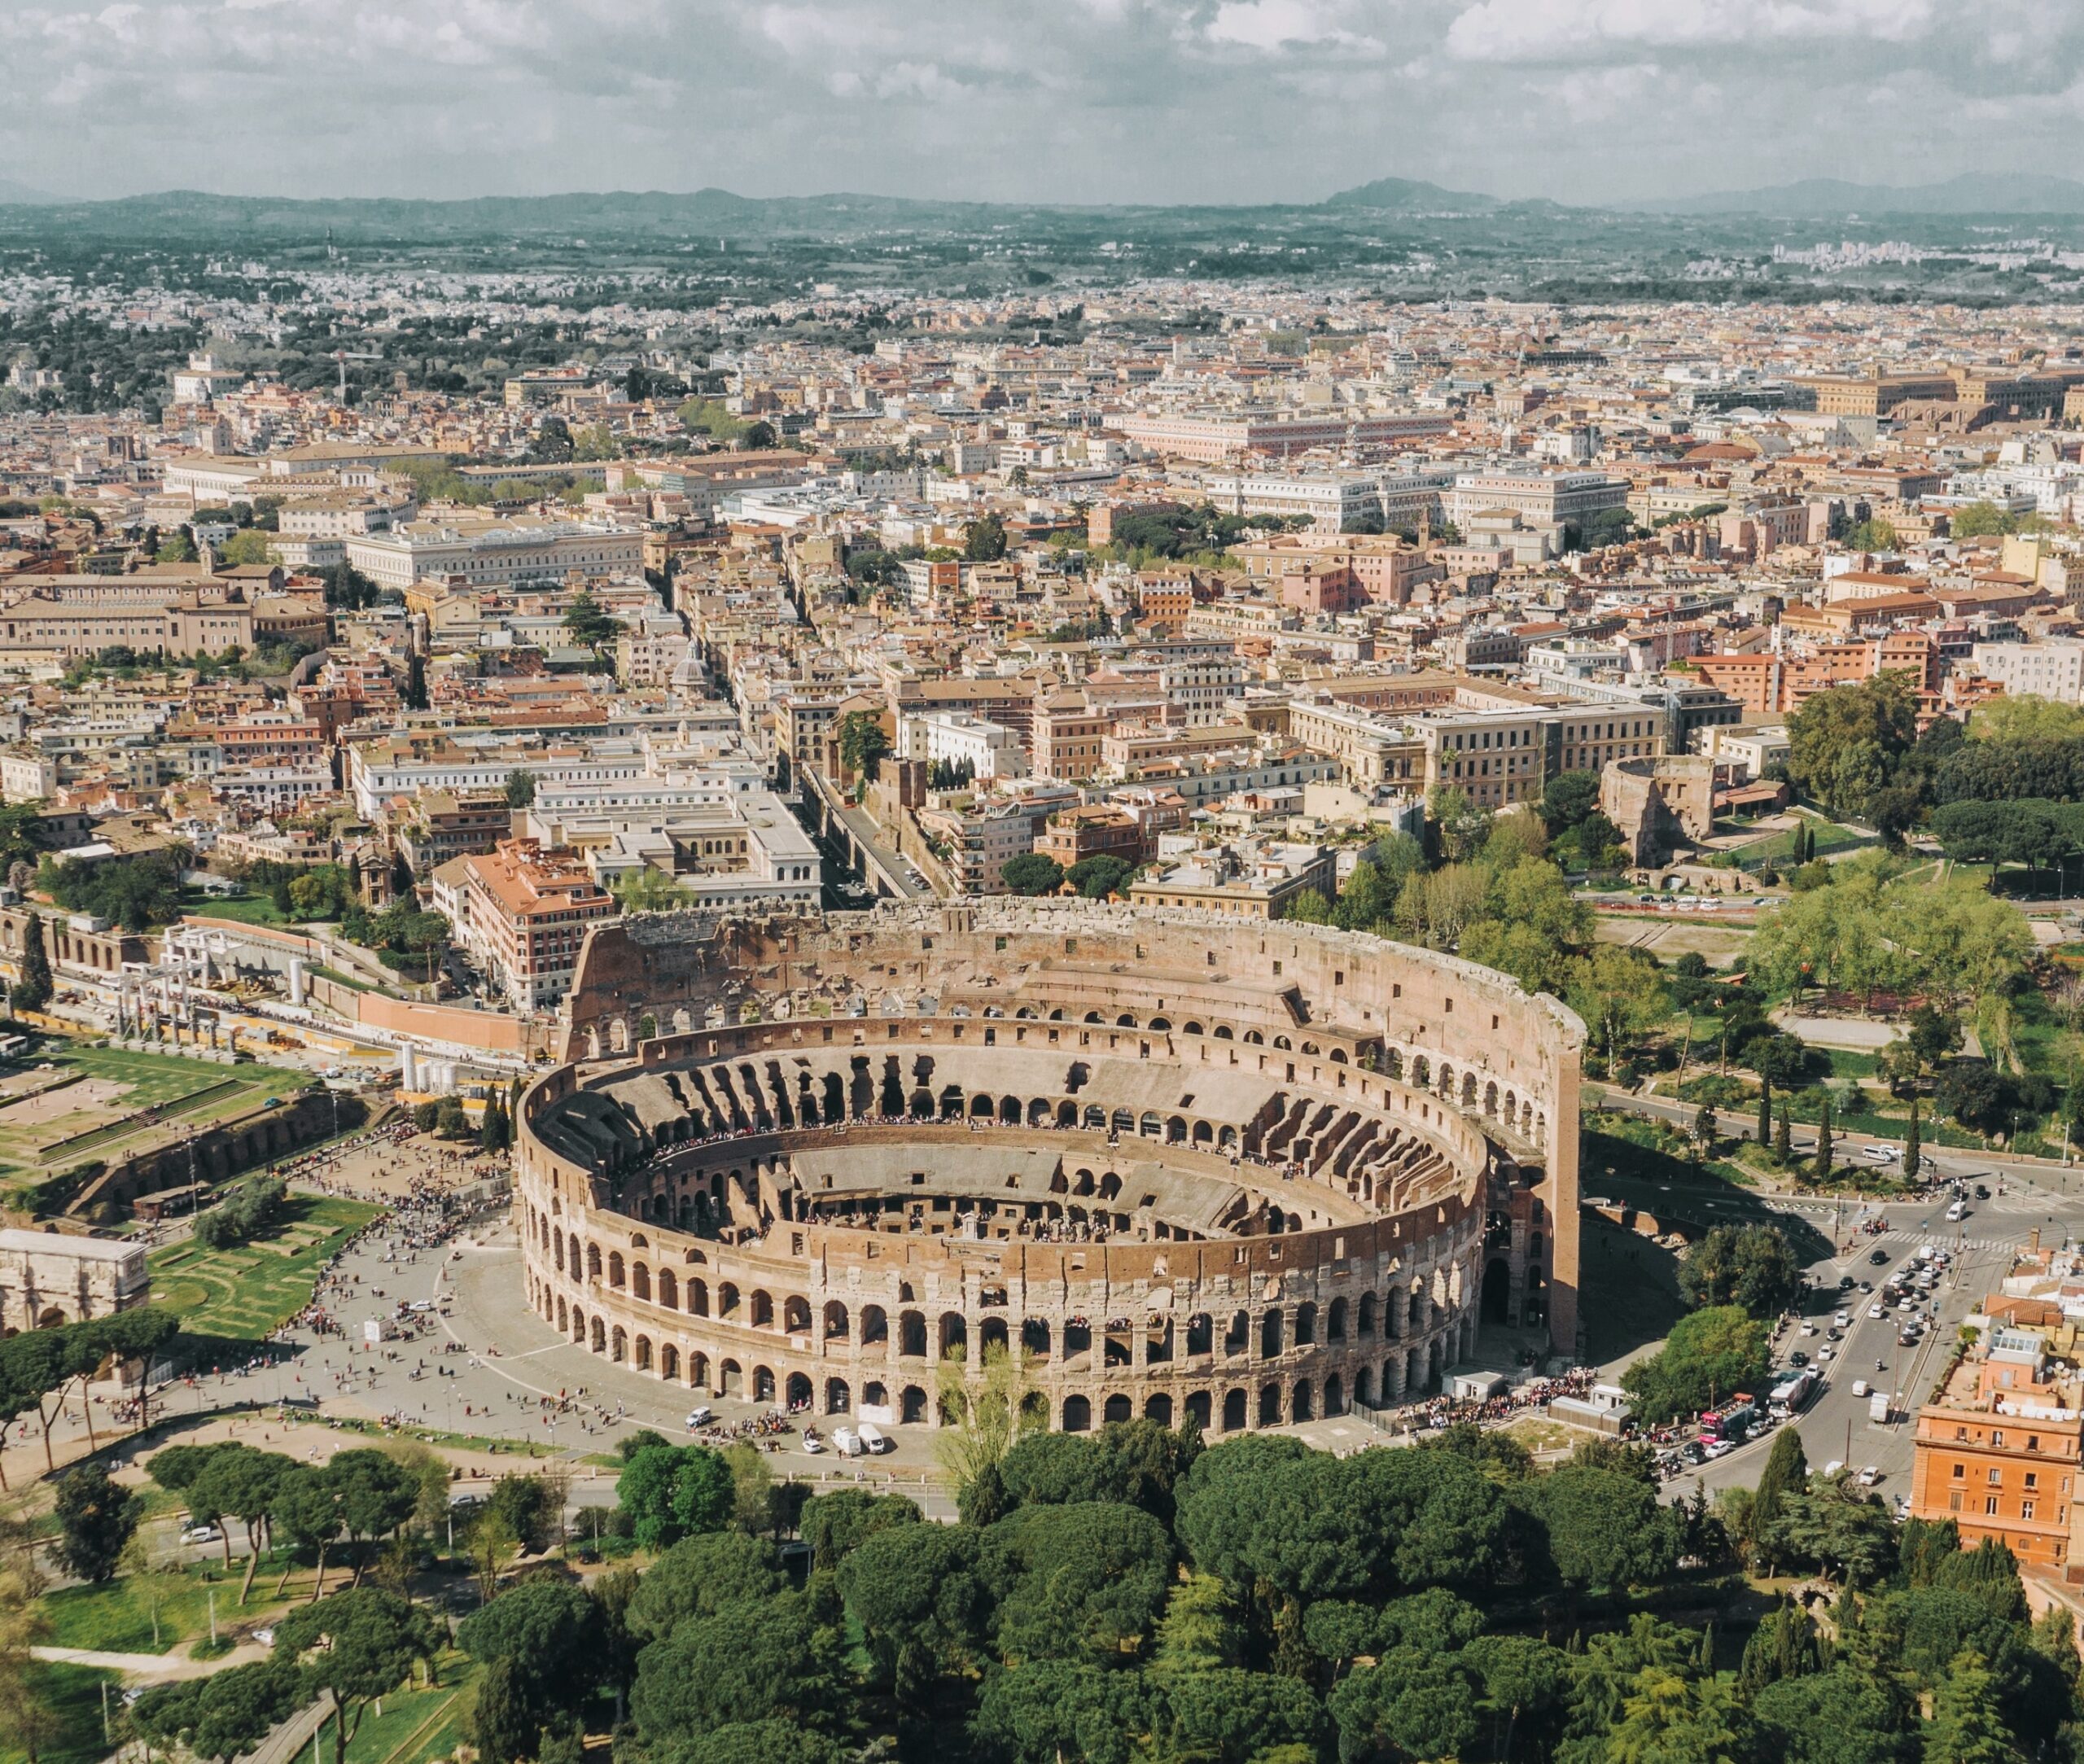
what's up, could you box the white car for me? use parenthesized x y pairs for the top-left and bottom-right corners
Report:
(1863, 1145), (1897, 1162)
(1800, 1322), (1819, 1336)
(685, 1407), (713, 1429)
(1857, 1465), (1882, 1486)
(182, 1525), (221, 1546)
(1834, 1311), (1851, 1327)
(1818, 1346), (1834, 1361)
(801, 1437), (825, 1455)
(1868, 1304), (1885, 1319)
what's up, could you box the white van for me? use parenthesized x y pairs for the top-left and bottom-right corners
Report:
(1852, 1379), (1871, 1399)
(832, 1427), (860, 1457)
(856, 1422), (891, 1455)
(685, 1406), (713, 1429)
(1946, 1201), (1968, 1222)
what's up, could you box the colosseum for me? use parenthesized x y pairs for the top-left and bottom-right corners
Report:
(512, 901), (1584, 1435)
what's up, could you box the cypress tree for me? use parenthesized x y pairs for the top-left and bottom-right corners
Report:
(1774, 1101), (1793, 1167)
(1904, 1095), (1922, 1183)
(13, 910), (50, 1015)
(1750, 1426), (1809, 1568)
(1814, 1094), (1835, 1180)
(1757, 1068), (1772, 1146)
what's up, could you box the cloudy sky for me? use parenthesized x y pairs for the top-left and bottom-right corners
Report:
(2, 0), (2080, 205)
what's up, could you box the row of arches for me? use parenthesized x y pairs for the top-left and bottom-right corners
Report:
(540, 1285), (1459, 1425)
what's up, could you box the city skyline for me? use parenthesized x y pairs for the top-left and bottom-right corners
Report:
(2, 0), (2081, 208)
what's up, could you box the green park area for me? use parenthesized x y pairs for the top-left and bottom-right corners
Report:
(0, 1044), (297, 1191)
(149, 1195), (382, 1349)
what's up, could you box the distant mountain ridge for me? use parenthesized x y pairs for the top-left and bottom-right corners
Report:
(1617, 173), (2084, 216)
(7, 174), (2084, 235)
(1320, 177), (1500, 212)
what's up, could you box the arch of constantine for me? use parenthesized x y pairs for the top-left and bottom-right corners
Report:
(513, 901), (1584, 1434)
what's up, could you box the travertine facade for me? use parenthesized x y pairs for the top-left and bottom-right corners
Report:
(0, 1229), (149, 1334)
(514, 903), (1584, 1434)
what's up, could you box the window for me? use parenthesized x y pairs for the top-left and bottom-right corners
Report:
(1951, 1463), (1966, 1479)
(1989, 1468), (2003, 1486)
(1986, 1496), (2001, 1516)
(2023, 1501), (2037, 1521)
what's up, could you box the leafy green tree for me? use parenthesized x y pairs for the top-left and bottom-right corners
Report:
(625, 1531), (786, 1639)
(1278, 886), (1333, 924)
(1160, 1666), (1329, 1764)
(1000, 852), (1063, 896)
(838, 1522), (989, 1709)
(51, 1462), (138, 1582)
(1844, 518), (1898, 551)
(615, 1442), (734, 1550)
(1679, 1224), (1802, 1317)
(269, 1464), (342, 1600)
(963, 514), (1009, 561)
(191, 1445), (294, 1603)
(272, 1587), (442, 1764)
(837, 711), (890, 784)
(1567, 945), (1669, 1061)
(1786, 676), (1919, 820)
(326, 1450), (418, 1585)
(1430, 785), (1493, 863)
(470, 1656), (536, 1764)
(1925, 1649), (2027, 1764)
(969, 1660), (1155, 1764)
(1513, 1464), (1675, 1591)
(983, 1502), (1175, 1664)
(10, 913), (49, 1015)
(1540, 769), (1603, 834)
(1620, 1305), (1771, 1423)
(800, 1490), (921, 1574)
(458, 1576), (599, 1721)
(612, 867), (694, 913)
(628, 1595), (841, 1738)
(1751, 1667), (1916, 1764)
(504, 769), (537, 808)
(1749, 1428), (1809, 1569)
(1066, 855), (1132, 900)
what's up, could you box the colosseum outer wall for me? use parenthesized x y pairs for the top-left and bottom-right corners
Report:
(516, 902), (1586, 1430)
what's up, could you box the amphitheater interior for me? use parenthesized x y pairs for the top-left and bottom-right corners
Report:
(514, 902), (1583, 1436)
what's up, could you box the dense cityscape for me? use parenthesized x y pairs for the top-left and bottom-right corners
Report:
(19, 15), (2084, 1764)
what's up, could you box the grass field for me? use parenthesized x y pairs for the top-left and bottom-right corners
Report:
(181, 891), (292, 927)
(41, 1569), (218, 1656)
(0, 1661), (119, 1764)
(339, 1653), (479, 1764)
(0, 1044), (295, 1180)
(149, 1195), (383, 1346)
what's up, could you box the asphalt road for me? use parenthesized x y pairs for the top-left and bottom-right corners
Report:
(1662, 1178), (2078, 1508)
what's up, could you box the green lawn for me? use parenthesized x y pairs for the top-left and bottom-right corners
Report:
(41, 1567), (219, 1656)
(1, 1661), (119, 1764)
(0, 1044), (298, 1182)
(339, 1654), (479, 1764)
(181, 891), (292, 927)
(149, 1195), (383, 1347)
(1731, 812), (1872, 870)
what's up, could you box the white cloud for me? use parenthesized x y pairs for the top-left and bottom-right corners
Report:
(1446, 0), (1937, 63)
(1205, 0), (1385, 54)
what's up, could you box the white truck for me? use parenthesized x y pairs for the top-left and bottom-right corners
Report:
(1869, 1391), (1891, 1424)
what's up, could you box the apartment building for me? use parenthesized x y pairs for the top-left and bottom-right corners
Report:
(1972, 639), (2084, 705)
(1911, 1328), (2082, 1571)
(1129, 840), (1337, 920)
(1117, 409), (1451, 462)
(1445, 469), (1631, 529)
(1031, 694), (1111, 782)
(442, 838), (620, 1013)
(344, 518), (645, 593)
(897, 711), (1029, 781)
(1286, 696), (1427, 788)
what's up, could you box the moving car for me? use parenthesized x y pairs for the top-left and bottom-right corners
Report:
(685, 1407), (713, 1429)
(1869, 1249), (1891, 1266)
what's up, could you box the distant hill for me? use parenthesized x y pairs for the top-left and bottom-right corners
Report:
(0, 179), (55, 205)
(1323, 177), (1500, 212)
(1622, 173), (2084, 216)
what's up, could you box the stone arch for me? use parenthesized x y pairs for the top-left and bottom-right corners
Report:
(900, 1385), (928, 1424)
(611, 1325), (627, 1362)
(660, 1343), (679, 1381)
(1223, 1388), (1248, 1432)
(1063, 1394), (1092, 1431)
(1103, 1394), (1133, 1425)
(786, 1372), (813, 1409)
(824, 1300), (850, 1340)
(825, 1378), (851, 1414)
(634, 1334), (652, 1371)
(589, 1316), (606, 1352)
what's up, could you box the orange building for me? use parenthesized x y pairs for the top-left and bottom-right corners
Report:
(1910, 1333), (2082, 1572)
